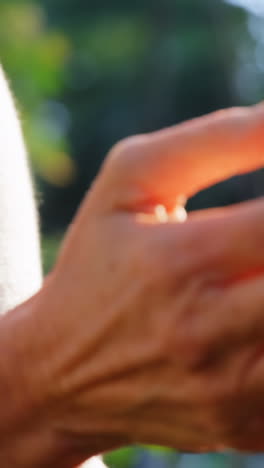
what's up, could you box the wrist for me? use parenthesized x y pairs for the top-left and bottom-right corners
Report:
(0, 421), (85, 468)
(0, 274), (130, 465)
(0, 280), (85, 467)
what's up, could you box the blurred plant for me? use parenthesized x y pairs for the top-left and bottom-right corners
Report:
(41, 232), (62, 274)
(0, 0), (75, 187)
(104, 447), (139, 468)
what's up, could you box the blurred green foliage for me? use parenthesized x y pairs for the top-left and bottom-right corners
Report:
(1, 1), (264, 467)
(104, 447), (138, 468)
(3, 0), (264, 233)
(41, 233), (62, 274)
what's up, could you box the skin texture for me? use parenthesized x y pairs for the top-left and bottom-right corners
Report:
(1, 68), (264, 465)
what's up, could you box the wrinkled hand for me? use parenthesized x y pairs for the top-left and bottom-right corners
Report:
(29, 104), (264, 459)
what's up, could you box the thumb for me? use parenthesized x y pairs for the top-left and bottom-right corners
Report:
(99, 102), (264, 212)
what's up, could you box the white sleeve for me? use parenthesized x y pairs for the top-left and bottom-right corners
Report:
(0, 64), (42, 313)
(81, 456), (107, 467)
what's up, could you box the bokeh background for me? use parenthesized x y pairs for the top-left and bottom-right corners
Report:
(1, 0), (264, 466)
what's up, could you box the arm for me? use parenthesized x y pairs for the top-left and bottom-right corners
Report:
(0, 287), (89, 467)
(2, 60), (264, 467)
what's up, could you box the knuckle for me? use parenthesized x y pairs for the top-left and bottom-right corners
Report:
(107, 135), (148, 169)
(100, 134), (150, 196)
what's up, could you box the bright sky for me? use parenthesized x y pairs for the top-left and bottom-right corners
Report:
(227, 0), (264, 16)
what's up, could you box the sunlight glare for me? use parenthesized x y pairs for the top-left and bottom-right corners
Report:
(155, 204), (169, 223)
(155, 204), (187, 224)
(173, 205), (188, 223)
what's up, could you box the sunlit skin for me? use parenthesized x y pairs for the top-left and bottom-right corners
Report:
(2, 102), (264, 467)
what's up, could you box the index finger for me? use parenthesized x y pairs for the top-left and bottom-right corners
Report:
(106, 103), (264, 210)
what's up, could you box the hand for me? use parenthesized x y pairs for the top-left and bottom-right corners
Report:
(9, 103), (264, 462)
